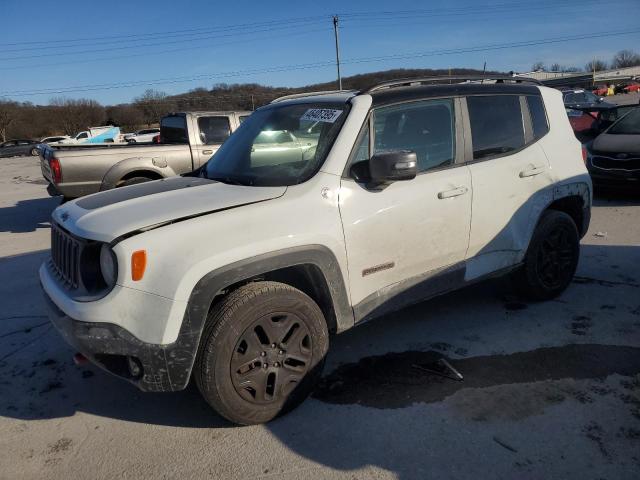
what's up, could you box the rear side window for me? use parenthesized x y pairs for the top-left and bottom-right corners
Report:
(467, 95), (525, 160)
(198, 116), (231, 145)
(373, 98), (455, 172)
(526, 95), (549, 139)
(160, 116), (188, 144)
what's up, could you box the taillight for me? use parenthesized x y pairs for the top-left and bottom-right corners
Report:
(581, 146), (588, 165)
(49, 156), (62, 183)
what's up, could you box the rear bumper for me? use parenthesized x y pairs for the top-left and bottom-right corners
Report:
(43, 290), (193, 392)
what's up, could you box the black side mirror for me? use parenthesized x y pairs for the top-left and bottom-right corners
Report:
(369, 150), (418, 185)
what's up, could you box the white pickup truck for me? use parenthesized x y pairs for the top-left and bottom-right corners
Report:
(41, 77), (591, 425)
(58, 126), (122, 145)
(40, 111), (250, 199)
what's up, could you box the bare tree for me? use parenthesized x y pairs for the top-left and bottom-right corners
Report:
(49, 98), (106, 136)
(531, 61), (545, 71)
(133, 89), (171, 126)
(585, 59), (608, 72)
(0, 100), (19, 142)
(550, 63), (561, 72)
(611, 50), (640, 69)
(106, 104), (145, 131)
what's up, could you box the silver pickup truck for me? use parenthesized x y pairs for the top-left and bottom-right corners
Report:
(40, 111), (250, 199)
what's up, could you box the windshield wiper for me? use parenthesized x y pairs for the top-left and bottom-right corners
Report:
(207, 175), (253, 186)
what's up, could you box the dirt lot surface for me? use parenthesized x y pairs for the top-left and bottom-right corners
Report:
(1, 151), (639, 479)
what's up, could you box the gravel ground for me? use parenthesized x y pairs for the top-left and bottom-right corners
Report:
(0, 151), (639, 480)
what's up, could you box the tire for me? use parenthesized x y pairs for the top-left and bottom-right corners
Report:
(512, 210), (580, 300)
(30, 147), (39, 156)
(118, 176), (152, 187)
(194, 281), (329, 425)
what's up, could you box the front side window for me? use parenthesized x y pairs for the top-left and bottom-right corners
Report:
(205, 102), (349, 186)
(372, 98), (455, 172)
(467, 95), (525, 160)
(198, 116), (231, 145)
(76, 132), (88, 140)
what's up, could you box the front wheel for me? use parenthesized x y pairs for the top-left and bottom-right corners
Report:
(512, 210), (580, 300)
(30, 147), (39, 156)
(194, 281), (329, 425)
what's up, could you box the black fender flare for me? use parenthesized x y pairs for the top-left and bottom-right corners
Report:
(163, 245), (354, 390)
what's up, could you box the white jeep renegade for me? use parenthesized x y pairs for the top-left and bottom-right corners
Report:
(41, 76), (591, 424)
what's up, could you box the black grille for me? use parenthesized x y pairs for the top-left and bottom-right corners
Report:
(50, 222), (81, 289)
(592, 155), (640, 171)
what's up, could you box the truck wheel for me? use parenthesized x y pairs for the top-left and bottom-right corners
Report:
(194, 281), (329, 425)
(512, 210), (580, 300)
(118, 176), (152, 187)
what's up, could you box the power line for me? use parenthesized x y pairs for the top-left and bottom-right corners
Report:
(0, 15), (331, 48)
(1, 0), (621, 53)
(0, 22), (327, 61)
(2, 28), (638, 99)
(0, 27), (333, 71)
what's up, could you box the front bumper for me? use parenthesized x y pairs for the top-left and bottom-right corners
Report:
(43, 291), (195, 392)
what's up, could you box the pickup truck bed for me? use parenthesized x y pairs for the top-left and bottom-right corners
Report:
(40, 111), (250, 199)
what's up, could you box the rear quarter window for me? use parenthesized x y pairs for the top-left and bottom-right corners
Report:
(526, 95), (549, 139)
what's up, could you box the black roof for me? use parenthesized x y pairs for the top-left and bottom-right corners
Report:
(369, 82), (541, 107)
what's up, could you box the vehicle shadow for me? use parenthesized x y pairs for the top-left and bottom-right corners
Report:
(0, 196), (60, 233)
(1, 244), (639, 445)
(593, 186), (640, 206)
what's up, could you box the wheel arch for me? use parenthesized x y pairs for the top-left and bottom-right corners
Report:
(545, 181), (591, 238)
(186, 246), (354, 339)
(100, 157), (175, 191)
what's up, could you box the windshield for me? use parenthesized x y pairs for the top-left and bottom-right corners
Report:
(608, 108), (640, 135)
(204, 102), (349, 186)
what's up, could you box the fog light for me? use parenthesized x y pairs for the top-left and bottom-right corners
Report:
(127, 356), (142, 378)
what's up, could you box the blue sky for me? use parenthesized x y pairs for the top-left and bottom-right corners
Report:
(1, 0), (639, 105)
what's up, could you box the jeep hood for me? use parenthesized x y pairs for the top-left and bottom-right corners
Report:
(53, 177), (286, 243)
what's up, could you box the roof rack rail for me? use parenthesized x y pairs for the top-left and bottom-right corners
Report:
(362, 75), (542, 94)
(270, 89), (356, 103)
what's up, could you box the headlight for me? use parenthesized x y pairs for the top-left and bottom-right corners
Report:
(99, 244), (117, 288)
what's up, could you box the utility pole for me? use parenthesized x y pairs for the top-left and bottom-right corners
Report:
(592, 56), (596, 86)
(333, 15), (342, 90)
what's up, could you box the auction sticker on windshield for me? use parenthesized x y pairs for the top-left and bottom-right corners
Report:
(301, 109), (343, 123)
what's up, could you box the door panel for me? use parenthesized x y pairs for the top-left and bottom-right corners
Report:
(467, 143), (553, 279)
(339, 167), (472, 306)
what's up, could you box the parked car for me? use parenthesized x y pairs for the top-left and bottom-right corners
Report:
(593, 86), (608, 96)
(585, 106), (640, 186)
(40, 76), (591, 425)
(58, 126), (121, 145)
(623, 83), (640, 93)
(561, 88), (615, 109)
(0, 139), (40, 158)
(566, 108), (596, 142)
(124, 128), (160, 143)
(39, 111), (250, 199)
(41, 136), (70, 145)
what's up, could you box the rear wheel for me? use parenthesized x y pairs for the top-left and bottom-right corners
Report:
(30, 147), (39, 156)
(118, 176), (153, 187)
(512, 210), (580, 300)
(195, 281), (329, 425)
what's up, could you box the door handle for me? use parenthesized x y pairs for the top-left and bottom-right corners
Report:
(519, 165), (547, 178)
(437, 186), (468, 199)
(202, 150), (213, 155)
